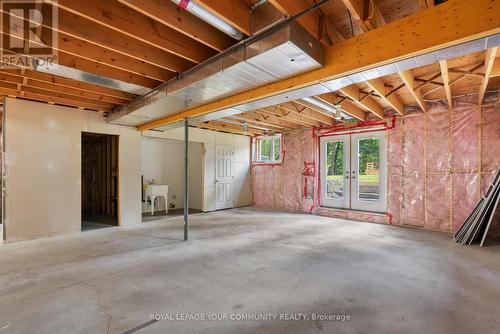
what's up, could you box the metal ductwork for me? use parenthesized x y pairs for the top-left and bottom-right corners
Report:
(107, 21), (323, 127)
(183, 33), (500, 129)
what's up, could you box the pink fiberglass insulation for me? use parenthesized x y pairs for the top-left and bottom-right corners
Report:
(481, 106), (500, 172)
(451, 107), (479, 172)
(387, 172), (402, 225)
(452, 172), (480, 232)
(402, 115), (425, 172)
(282, 131), (303, 211)
(402, 171), (425, 227)
(251, 96), (499, 234)
(425, 173), (452, 232)
(387, 118), (403, 174)
(426, 111), (451, 172)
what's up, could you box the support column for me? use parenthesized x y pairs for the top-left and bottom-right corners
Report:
(184, 118), (189, 241)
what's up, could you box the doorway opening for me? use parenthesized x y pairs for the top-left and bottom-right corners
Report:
(81, 132), (119, 231)
(320, 130), (387, 213)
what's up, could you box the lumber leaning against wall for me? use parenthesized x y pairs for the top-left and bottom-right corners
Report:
(251, 95), (500, 233)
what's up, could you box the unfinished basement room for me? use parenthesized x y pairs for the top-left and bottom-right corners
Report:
(1, 0), (500, 333)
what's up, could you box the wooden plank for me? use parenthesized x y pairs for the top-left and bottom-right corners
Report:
(341, 0), (386, 32)
(287, 102), (335, 125)
(478, 47), (498, 105)
(339, 85), (385, 119)
(269, 0), (345, 45)
(0, 85), (111, 111)
(399, 70), (427, 112)
(0, 69), (135, 102)
(365, 77), (405, 115)
(195, 0), (251, 36)
(315, 93), (366, 121)
(238, 111), (301, 129)
(51, 0), (211, 64)
(264, 105), (323, 127)
(0, 71), (126, 105)
(137, 0), (500, 130)
(117, 0), (233, 52)
(439, 60), (453, 108)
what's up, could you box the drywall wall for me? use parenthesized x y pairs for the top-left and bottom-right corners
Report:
(3, 98), (142, 242)
(252, 95), (500, 233)
(3, 98), (251, 241)
(141, 137), (203, 211)
(143, 128), (252, 211)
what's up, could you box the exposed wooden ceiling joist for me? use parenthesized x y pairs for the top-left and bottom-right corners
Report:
(439, 60), (452, 107)
(50, 0), (209, 65)
(339, 85), (384, 119)
(269, 0), (345, 45)
(365, 78), (405, 115)
(341, 0), (386, 32)
(315, 93), (367, 121)
(0, 83), (112, 111)
(478, 47), (498, 105)
(116, 0), (233, 52)
(0, 72), (121, 107)
(399, 70), (427, 112)
(0, 69), (135, 102)
(137, 0), (500, 131)
(239, 111), (302, 130)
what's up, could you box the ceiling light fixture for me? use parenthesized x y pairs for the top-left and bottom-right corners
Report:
(172, 0), (243, 40)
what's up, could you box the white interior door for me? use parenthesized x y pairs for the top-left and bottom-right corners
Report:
(320, 135), (350, 209)
(320, 131), (387, 213)
(215, 145), (234, 210)
(351, 132), (387, 212)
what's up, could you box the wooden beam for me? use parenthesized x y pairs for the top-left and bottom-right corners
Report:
(315, 93), (366, 121)
(226, 115), (287, 131)
(419, 0), (435, 9)
(50, 0), (210, 64)
(0, 82), (112, 111)
(478, 47), (498, 105)
(339, 85), (385, 119)
(197, 121), (261, 136)
(287, 102), (334, 125)
(342, 0), (386, 32)
(365, 78), (405, 115)
(238, 111), (301, 129)
(0, 47), (162, 89)
(0, 69), (135, 101)
(0, 22), (175, 82)
(137, 0), (500, 130)
(0, 72), (116, 108)
(117, 0), (233, 52)
(439, 60), (453, 107)
(263, 105), (323, 127)
(1, 6), (198, 73)
(269, 0), (345, 45)
(195, 0), (251, 36)
(399, 70), (427, 112)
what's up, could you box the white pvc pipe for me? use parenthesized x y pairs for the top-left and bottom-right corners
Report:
(172, 0), (243, 40)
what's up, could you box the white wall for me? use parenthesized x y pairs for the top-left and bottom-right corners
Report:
(3, 98), (251, 241)
(140, 137), (203, 211)
(4, 98), (142, 242)
(143, 128), (252, 211)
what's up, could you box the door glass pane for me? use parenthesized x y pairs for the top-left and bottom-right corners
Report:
(326, 141), (344, 199)
(358, 138), (380, 201)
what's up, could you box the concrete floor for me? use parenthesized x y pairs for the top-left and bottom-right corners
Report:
(0, 207), (499, 334)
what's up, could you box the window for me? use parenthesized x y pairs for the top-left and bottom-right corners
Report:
(253, 134), (282, 163)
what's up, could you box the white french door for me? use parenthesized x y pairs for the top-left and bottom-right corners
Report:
(215, 145), (234, 210)
(320, 131), (387, 213)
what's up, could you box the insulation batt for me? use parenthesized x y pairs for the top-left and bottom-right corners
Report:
(252, 95), (500, 233)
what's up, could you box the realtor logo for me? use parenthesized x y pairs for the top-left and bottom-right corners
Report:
(0, 0), (58, 69)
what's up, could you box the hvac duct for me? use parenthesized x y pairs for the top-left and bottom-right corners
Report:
(184, 33), (500, 130)
(171, 0), (243, 40)
(108, 21), (323, 127)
